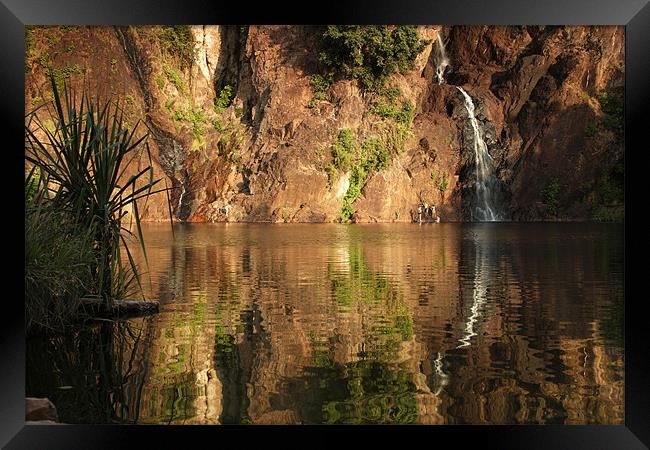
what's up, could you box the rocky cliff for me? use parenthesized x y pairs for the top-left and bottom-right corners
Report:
(25, 25), (625, 222)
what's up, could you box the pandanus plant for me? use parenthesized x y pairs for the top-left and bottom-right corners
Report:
(25, 76), (165, 310)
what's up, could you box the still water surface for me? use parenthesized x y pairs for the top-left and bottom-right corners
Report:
(26, 223), (624, 424)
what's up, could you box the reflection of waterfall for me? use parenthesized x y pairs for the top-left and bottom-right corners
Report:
(456, 87), (501, 222)
(458, 242), (488, 348)
(431, 229), (490, 395)
(433, 32), (449, 84)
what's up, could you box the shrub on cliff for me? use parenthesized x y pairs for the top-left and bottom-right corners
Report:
(157, 26), (196, 69)
(329, 130), (393, 221)
(542, 178), (562, 217)
(597, 88), (624, 144)
(319, 26), (430, 91)
(592, 155), (624, 222)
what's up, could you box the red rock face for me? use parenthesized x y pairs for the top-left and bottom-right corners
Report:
(25, 25), (624, 222)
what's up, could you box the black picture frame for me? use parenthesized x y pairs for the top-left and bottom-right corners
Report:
(2, 0), (646, 448)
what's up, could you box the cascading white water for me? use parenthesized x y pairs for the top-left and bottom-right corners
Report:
(433, 33), (449, 85)
(456, 86), (500, 221)
(177, 184), (186, 214)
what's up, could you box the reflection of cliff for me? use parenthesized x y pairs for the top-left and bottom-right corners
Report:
(76, 223), (625, 425)
(26, 321), (153, 424)
(427, 224), (624, 424)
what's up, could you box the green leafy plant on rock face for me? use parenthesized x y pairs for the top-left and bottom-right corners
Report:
(597, 89), (624, 143)
(592, 155), (624, 222)
(155, 74), (166, 90)
(319, 26), (430, 92)
(172, 106), (207, 147)
(585, 123), (597, 137)
(157, 26), (196, 69)
(437, 171), (449, 193)
(370, 88), (415, 154)
(328, 130), (392, 221)
(371, 96), (414, 126)
(162, 63), (187, 95)
(214, 82), (235, 113)
(542, 178), (562, 217)
(307, 74), (332, 108)
(332, 128), (357, 172)
(324, 163), (338, 188)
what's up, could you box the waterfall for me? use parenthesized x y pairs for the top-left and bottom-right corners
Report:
(177, 184), (186, 214)
(433, 33), (449, 85)
(456, 86), (501, 221)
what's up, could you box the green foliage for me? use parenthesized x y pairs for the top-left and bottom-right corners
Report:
(592, 205), (624, 222)
(172, 106), (207, 146)
(361, 138), (390, 172)
(370, 88), (414, 154)
(190, 109), (207, 145)
(597, 89), (624, 143)
(311, 74), (332, 98)
(371, 98), (414, 126)
(437, 171), (449, 193)
(162, 63), (187, 95)
(155, 73), (166, 90)
(329, 130), (392, 221)
(542, 178), (562, 216)
(213, 82), (235, 113)
(25, 76), (164, 309)
(325, 163), (338, 188)
(25, 166), (41, 202)
(25, 191), (94, 332)
(380, 121), (412, 154)
(25, 26), (36, 57)
(211, 117), (224, 132)
(157, 26), (196, 69)
(430, 170), (449, 198)
(47, 64), (85, 91)
(216, 124), (248, 165)
(307, 74), (332, 108)
(319, 26), (430, 91)
(332, 128), (357, 172)
(585, 123), (597, 137)
(592, 156), (624, 222)
(340, 171), (364, 221)
(46, 32), (61, 47)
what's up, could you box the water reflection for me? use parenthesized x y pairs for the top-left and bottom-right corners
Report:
(26, 320), (152, 424)
(26, 223), (624, 424)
